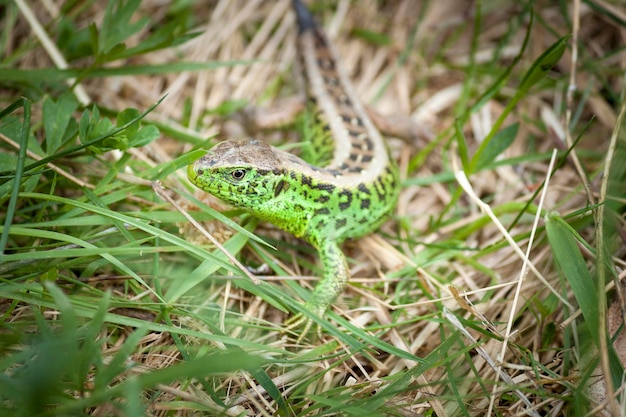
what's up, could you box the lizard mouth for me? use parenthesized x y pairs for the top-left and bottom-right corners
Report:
(187, 162), (200, 185)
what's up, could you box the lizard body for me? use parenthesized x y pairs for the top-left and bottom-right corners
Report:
(188, 0), (399, 337)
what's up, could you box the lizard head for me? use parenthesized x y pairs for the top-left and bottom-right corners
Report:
(187, 139), (286, 211)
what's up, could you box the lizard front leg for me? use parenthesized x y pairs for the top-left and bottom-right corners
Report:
(286, 238), (349, 342)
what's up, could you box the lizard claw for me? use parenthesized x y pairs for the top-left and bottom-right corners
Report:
(284, 303), (325, 343)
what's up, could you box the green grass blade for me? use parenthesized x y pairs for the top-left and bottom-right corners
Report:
(545, 212), (598, 341)
(0, 61), (253, 83)
(469, 34), (569, 173)
(0, 98), (30, 262)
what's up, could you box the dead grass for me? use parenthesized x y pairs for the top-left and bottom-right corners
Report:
(2, 0), (626, 416)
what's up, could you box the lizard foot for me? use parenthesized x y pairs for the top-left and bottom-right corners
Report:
(284, 303), (325, 343)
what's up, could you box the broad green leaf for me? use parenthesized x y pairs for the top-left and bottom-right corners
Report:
(518, 35), (570, 95)
(42, 94), (78, 154)
(99, 0), (148, 57)
(545, 212), (598, 342)
(128, 124), (160, 148)
(116, 108), (160, 148)
(79, 106), (118, 153)
(475, 123), (519, 169)
(116, 108), (141, 137)
(56, 16), (92, 61)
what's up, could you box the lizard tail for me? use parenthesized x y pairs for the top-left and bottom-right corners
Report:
(292, 0), (317, 33)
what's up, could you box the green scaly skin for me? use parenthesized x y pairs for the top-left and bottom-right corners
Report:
(187, 0), (400, 339)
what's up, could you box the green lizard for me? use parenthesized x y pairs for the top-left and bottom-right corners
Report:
(187, 0), (400, 338)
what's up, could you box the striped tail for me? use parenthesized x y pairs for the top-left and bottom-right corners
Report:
(292, 0), (317, 33)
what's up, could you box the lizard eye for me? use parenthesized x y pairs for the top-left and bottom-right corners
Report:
(231, 169), (247, 181)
